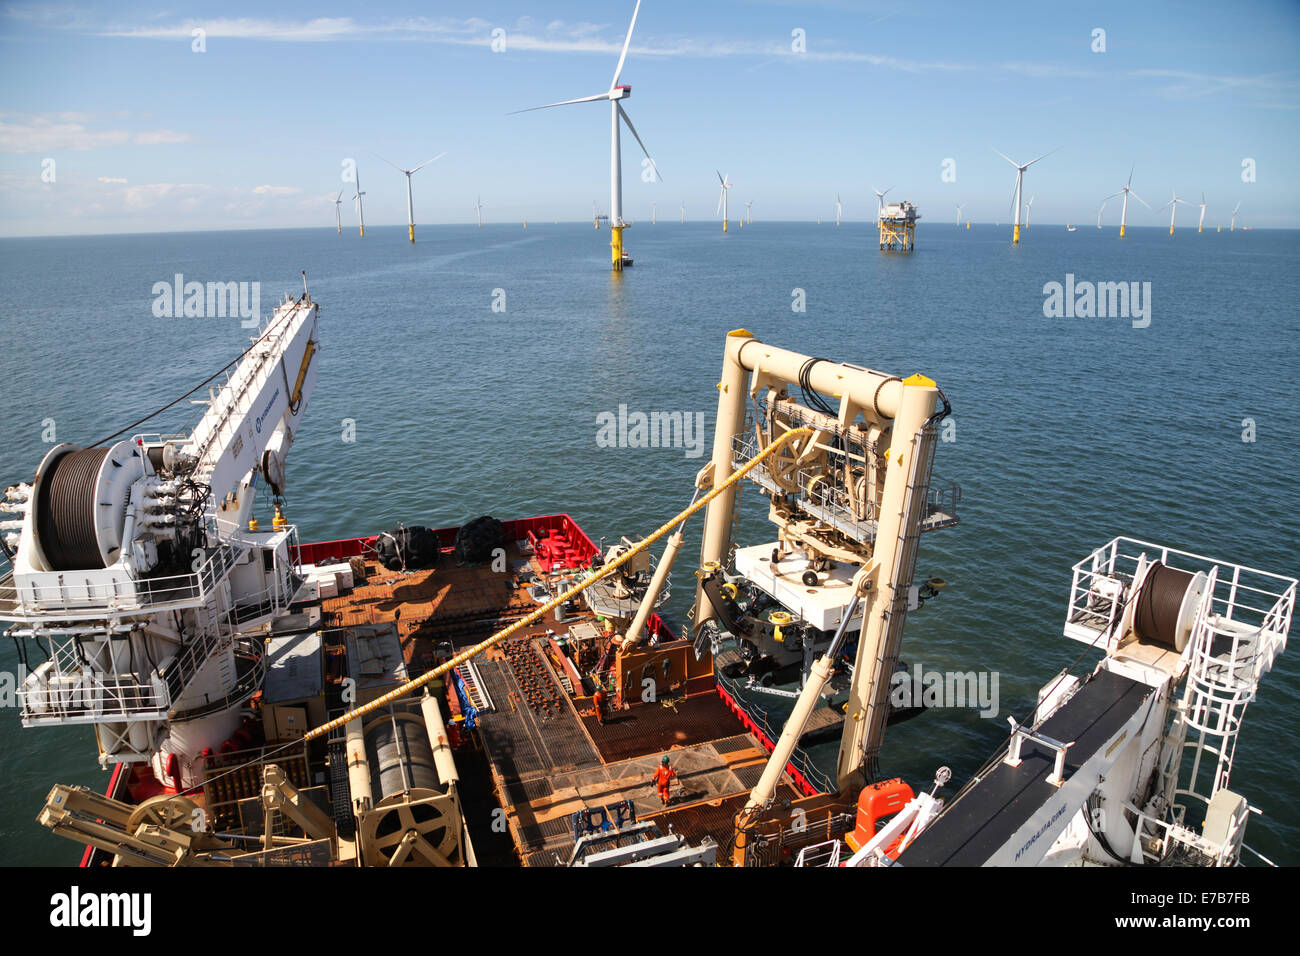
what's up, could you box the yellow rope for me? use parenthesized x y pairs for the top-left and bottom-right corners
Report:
(302, 427), (813, 742)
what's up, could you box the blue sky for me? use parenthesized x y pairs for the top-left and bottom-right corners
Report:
(1, 0), (1297, 235)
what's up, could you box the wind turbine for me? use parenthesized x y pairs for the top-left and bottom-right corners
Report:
(1231, 201), (1241, 231)
(652, 200), (657, 226)
(955, 203), (963, 228)
(835, 194), (843, 227)
(745, 200), (753, 225)
(993, 148), (1053, 244)
(475, 195), (485, 228)
(872, 187), (891, 226)
(716, 171), (733, 231)
(333, 189), (344, 234)
(353, 169), (366, 238)
(1197, 193), (1207, 234)
(1159, 189), (1190, 235)
(378, 152), (446, 243)
(1024, 195), (1035, 229)
(680, 200), (686, 224)
(1102, 166), (1149, 238)
(1097, 199), (1106, 229)
(512, 0), (660, 271)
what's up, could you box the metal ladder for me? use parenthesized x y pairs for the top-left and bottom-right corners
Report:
(455, 660), (494, 713)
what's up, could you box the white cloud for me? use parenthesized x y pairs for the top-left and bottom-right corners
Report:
(0, 114), (196, 153)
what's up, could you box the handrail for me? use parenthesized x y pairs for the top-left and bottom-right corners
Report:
(303, 427), (816, 742)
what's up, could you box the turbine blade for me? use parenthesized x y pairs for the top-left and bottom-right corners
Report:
(1130, 190), (1150, 209)
(375, 153), (404, 172)
(717, 169), (725, 185)
(992, 148), (1019, 168)
(410, 153), (447, 174)
(716, 190), (723, 216)
(617, 104), (661, 182)
(510, 92), (611, 114)
(610, 0), (642, 90)
(1022, 147), (1058, 168)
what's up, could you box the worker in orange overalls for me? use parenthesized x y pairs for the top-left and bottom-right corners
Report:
(593, 685), (607, 725)
(652, 755), (676, 806)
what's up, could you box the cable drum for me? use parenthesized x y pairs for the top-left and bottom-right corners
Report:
(35, 447), (110, 571)
(1133, 562), (1205, 651)
(365, 712), (439, 803)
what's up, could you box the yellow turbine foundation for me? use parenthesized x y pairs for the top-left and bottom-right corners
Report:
(1012, 223), (1021, 245)
(409, 225), (415, 243)
(1120, 223), (1126, 238)
(610, 225), (625, 271)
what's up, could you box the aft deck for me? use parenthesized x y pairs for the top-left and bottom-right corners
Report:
(308, 516), (792, 866)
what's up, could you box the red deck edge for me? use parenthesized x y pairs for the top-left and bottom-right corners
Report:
(715, 682), (820, 798)
(292, 514), (601, 567)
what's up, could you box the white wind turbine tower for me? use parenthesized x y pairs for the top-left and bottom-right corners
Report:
(652, 201), (657, 225)
(872, 186), (891, 226)
(512, 0), (660, 271)
(1159, 189), (1190, 235)
(835, 194), (843, 227)
(955, 203), (963, 227)
(680, 200), (686, 224)
(993, 148), (1053, 244)
(716, 171), (733, 231)
(378, 152), (446, 243)
(333, 189), (344, 234)
(1197, 193), (1207, 234)
(475, 195), (485, 228)
(1024, 195), (1035, 228)
(1097, 199), (1107, 229)
(1102, 165), (1149, 238)
(1231, 201), (1241, 231)
(745, 200), (752, 225)
(353, 169), (366, 238)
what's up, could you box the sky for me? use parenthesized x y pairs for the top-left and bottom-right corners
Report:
(1, 0), (1298, 236)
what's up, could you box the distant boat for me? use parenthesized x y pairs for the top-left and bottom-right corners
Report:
(1066, 224), (1077, 231)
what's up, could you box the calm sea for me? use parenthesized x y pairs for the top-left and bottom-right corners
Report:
(1, 221), (1297, 865)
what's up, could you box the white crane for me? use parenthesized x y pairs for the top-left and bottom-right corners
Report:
(3, 281), (320, 792)
(512, 0), (660, 270)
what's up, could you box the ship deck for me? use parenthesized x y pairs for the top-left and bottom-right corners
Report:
(314, 525), (793, 865)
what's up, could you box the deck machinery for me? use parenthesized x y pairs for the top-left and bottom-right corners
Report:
(793, 539), (1296, 867)
(5, 303), (1294, 868)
